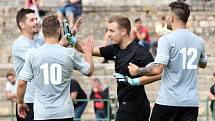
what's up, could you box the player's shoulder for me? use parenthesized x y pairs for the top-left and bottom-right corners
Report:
(12, 36), (29, 50)
(187, 31), (204, 44)
(34, 35), (45, 45)
(158, 32), (172, 41)
(63, 46), (77, 55)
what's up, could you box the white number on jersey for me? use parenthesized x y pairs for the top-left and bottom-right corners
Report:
(180, 48), (197, 69)
(40, 63), (62, 85)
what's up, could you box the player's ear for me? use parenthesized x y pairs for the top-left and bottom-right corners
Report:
(19, 22), (25, 29)
(170, 13), (174, 23)
(121, 28), (126, 36)
(58, 28), (62, 35)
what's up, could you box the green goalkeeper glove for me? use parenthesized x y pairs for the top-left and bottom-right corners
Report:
(113, 73), (140, 86)
(63, 19), (77, 47)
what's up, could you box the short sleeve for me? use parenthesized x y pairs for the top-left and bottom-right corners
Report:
(72, 50), (90, 75)
(99, 44), (117, 60)
(19, 51), (34, 82)
(13, 42), (29, 61)
(154, 36), (170, 65)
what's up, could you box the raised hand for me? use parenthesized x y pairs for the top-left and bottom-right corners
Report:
(82, 35), (94, 55)
(18, 103), (29, 119)
(72, 16), (84, 36)
(128, 63), (139, 76)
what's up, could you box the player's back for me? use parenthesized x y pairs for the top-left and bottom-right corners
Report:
(30, 44), (78, 120)
(156, 29), (204, 106)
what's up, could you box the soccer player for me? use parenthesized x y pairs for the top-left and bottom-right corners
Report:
(118, 2), (207, 121)
(12, 8), (44, 121)
(13, 8), (83, 121)
(74, 15), (159, 121)
(17, 15), (94, 121)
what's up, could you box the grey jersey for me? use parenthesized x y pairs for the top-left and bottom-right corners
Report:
(12, 35), (44, 103)
(20, 44), (90, 120)
(154, 29), (207, 107)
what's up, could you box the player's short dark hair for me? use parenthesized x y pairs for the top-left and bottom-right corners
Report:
(6, 72), (15, 78)
(169, 1), (190, 23)
(42, 15), (60, 38)
(213, 72), (215, 77)
(108, 15), (131, 36)
(134, 18), (141, 23)
(16, 8), (35, 30)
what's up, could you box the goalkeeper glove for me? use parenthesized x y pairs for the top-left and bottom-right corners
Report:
(63, 19), (77, 47)
(113, 73), (140, 86)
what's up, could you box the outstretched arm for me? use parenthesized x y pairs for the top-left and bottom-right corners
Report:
(82, 35), (94, 76)
(75, 40), (101, 57)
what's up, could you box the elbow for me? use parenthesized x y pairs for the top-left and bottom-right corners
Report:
(86, 67), (94, 76)
(153, 68), (163, 75)
(86, 71), (93, 76)
(198, 63), (207, 69)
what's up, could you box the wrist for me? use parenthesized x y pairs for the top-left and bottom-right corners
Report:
(132, 78), (140, 85)
(18, 100), (24, 104)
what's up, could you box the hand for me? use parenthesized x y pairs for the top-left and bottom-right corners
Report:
(133, 27), (139, 32)
(72, 16), (84, 35)
(18, 103), (29, 119)
(63, 19), (77, 46)
(82, 35), (94, 55)
(113, 73), (140, 85)
(128, 63), (139, 76)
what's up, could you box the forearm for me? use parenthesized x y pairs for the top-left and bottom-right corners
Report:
(84, 53), (94, 76)
(17, 80), (27, 104)
(139, 74), (161, 85)
(137, 63), (163, 76)
(75, 40), (84, 53)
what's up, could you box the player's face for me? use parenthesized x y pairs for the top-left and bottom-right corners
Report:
(135, 21), (142, 29)
(7, 75), (16, 85)
(22, 13), (39, 35)
(106, 22), (123, 45)
(167, 10), (173, 30)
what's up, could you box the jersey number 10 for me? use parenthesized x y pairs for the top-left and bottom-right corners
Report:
(40, 63), (62, 85)
(180, 48), (197, 69)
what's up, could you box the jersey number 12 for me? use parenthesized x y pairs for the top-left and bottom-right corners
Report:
(40, 63), (62, 85)
(180, 48), (197, 69)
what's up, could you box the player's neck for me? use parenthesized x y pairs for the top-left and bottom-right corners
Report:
(45, 37), (59, 44)
(21, 31), (34, 40)
(172, 22), (186, 30)
(120, 36), (132, 49)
